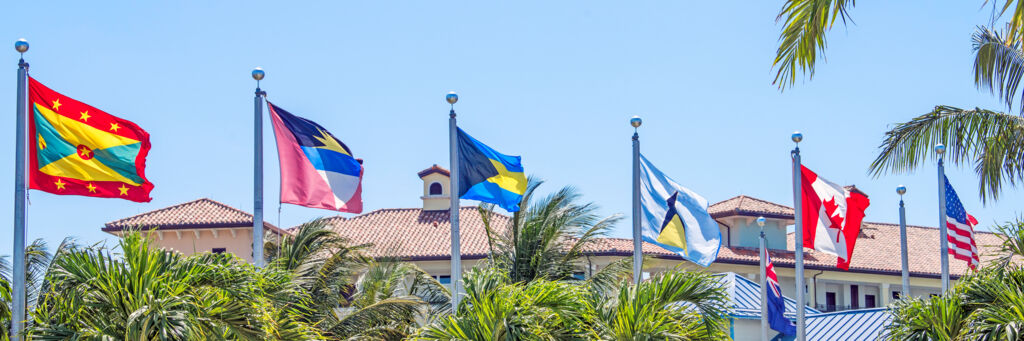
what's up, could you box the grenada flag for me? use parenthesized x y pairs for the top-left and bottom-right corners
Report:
(27, 77), (153, 202)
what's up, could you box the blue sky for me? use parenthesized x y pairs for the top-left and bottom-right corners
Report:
(0, 1), (1020, 256)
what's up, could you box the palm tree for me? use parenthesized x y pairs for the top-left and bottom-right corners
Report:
(591, 268), (730, 341)
(28, 231), (314, 340)
(771, 1), (1024, 91)
(480, 178), (621, 283)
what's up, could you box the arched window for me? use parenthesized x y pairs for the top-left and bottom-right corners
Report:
(429, 182), (443, 195)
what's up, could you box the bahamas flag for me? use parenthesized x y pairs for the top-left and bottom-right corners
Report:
(27, 77), (153, 202)
(457, 128), (527, 212)
(639, 154), (721, 266)
(268, 102), (362, 213)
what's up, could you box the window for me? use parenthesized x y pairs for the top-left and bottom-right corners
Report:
(865, 294), (876, 308)
(437, 275), (451, 285)
(429, 182), (443, 195)
(572, 272), (585, 280)
(850, 285), (860, 309)
(212, 248), (226, 254)
(892, 291), (901, 300)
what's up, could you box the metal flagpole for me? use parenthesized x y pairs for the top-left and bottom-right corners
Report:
(12, 38), (29, 341)
(758, 216), (768, 341)
(447, 91), (461, 312)
(936, 144), (949, 292)
(252, 67), (266, 267)
(898, 185), (910, 298)
(630, 116), (642, 284)
(791, 131), (806, 341)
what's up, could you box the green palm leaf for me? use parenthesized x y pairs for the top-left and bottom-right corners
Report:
(772, 0), (855, 90)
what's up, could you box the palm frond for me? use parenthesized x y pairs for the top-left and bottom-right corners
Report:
(974, 25), (1024, 115)
(870, 105), (1024, 202)
(772, 0), (855, 90)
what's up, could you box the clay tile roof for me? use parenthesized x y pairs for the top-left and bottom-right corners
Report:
(102, 198), (286, 235)
(710, 222), (1005, 279)
(322, 206), (505, 259)
(417, 164), (450, 178)
(708, 195), (795, 219)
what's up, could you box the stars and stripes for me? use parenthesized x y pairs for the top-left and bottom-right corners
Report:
(944, 176), (980, 270)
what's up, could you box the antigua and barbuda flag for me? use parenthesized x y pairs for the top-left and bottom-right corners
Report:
(800, 165), (870, 270)
(456, 128), (527, 212)
(268, 102), (363, 213)
(27, 77), (153, 202)
(639, 154), (721, 267)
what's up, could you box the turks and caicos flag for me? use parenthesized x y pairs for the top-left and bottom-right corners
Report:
(268, 102), (363, 213)
(800, 166), (870, 270)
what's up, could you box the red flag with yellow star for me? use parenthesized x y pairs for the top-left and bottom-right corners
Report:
(27, 77), (153, 202)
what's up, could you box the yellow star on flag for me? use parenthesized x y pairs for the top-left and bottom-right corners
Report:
(118, 184), (129, 196)
(86, 183), (97, 193)
(51, 99), (61, 111)
(54, 178), (66, 190)
(79, 111), (90, 121)
(109, 122), (120, 132)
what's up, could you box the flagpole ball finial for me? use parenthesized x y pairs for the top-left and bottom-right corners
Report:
(791, 131), (803, 143)
(934, 143), (946, 155)
(756, 216), (766, 227)
(630, 116), (642, 128)
(14, 39), (28, 53)
(897, 185), (907, 196)
(446, 91), (458, 104)
(251, 67), (265, 81)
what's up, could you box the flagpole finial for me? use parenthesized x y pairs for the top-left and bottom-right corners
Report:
(897, 185), (907, 196)
(934, 143), (946, 155)
(446, 91), (458, 105)
(630, 116), (642, 128)
(756, 216), (766, 227)
(251, 67), (265, 81)
(791, 131), (803, 143)
(14, 39), (28, 54)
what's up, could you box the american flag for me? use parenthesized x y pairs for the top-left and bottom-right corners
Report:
(944, 176), (980, 270)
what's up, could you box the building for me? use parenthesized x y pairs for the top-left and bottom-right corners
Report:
(103, 164), (1005, 339)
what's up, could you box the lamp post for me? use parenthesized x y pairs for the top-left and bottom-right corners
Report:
(630, 115), (642, 284)
(897, 185), (909, 298)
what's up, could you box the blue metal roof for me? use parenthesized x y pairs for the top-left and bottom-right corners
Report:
(717, 272), (893, 341)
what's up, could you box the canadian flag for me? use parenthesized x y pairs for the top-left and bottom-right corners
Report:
(800, 166), (870, 270)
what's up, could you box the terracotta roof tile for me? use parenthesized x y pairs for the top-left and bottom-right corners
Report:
(103, 198), (286, 235)
(417, 164), (450, 178)
(708, 195), (795, 219)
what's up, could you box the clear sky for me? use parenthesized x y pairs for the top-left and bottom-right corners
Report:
(0, 1), (1020, 256)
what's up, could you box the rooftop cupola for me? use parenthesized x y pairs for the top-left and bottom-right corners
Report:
(418, 164), (451, 211)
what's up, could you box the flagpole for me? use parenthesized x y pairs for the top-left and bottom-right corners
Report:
(791, 131), (806, 341)
(12, 38), (29, 341)
(252, 67), (266, 267)
(898, 185), (910, 298)
(936, 143), (949, 292)
(758, 216), (768, 341)
(447, 91), (461, 312)
(630, 116), (642, 284)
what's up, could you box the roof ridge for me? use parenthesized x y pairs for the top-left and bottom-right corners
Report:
(104, 197), (217, 227)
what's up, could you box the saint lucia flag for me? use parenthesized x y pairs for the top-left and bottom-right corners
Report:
(457, 128), (527, 212)
(268, 102), (363, 213)
(639, 154), (721, 266)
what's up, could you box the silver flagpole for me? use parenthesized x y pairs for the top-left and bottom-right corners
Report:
(791, 132), (806, 341)
(758, 216), (768, 341)
(447, 91), (461, 312)
(898, 185), (910, 298)
(630, 116), (642, 284)
(936, 144), (949, 292)
(252, 67), (266, 267)
(12, 38), (29, 341)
